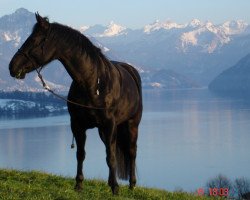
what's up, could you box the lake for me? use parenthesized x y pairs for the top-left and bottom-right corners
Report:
(0, 89), (250, 192)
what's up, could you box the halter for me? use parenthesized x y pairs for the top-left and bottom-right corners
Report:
(17, 49), (38, 69)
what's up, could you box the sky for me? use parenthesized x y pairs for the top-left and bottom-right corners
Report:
(0, 0), (250, 29)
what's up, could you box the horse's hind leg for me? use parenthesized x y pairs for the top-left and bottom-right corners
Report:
(99, 119), (119, 195)
(128, 119), (139, 189)
(71, 117), (87, 191)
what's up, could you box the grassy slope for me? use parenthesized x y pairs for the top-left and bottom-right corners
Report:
(0, 169), (220, 200)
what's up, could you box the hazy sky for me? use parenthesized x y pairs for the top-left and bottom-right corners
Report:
(1, 0), (250, 28)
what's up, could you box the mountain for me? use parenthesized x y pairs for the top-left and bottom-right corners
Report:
(0, 8), (114, 92)
(89, 19), (248, 54)
(209, 53), (250, 93)
(141, 69), (198, 89)
(2, 8), (250, 92)
(90, 19), (250, 85)
(0, 8), (200, 92)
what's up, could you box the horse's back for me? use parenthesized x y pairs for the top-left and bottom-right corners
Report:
(67, 60), (142, 125)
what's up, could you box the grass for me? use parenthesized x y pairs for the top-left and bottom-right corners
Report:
(0, 169), (222, 200)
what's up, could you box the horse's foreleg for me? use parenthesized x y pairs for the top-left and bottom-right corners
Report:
(102, 120), (119, 195)
(71, 118), (86, 191)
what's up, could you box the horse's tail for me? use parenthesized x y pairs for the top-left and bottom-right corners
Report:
(116, 122), (130, 180)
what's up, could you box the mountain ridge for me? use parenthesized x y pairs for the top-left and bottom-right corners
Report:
(209, 53), (250, 92)
(1, 8), (250, 91)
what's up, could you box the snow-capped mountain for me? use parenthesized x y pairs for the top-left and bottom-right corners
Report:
(83, 22), (128, 37)
(80, 18), (248, 54)
(85, 18), (248, 54)
(0, 8), (34, 46)
(221, 20), (248, 35)
(189, 19), (203, 27)
(143, 20), (186, 33)
(1, 8), (250, 92)
(88, 19), (250, 85)
(99, 21), (127, 37)
(180, 20), (247, 53)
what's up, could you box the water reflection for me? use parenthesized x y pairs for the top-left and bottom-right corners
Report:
(0, 89), (250, 191)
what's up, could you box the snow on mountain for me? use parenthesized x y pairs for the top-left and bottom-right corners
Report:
(98, 21), (127, 37)
(81, 22), (127, 37)
(189, 19), (203, 27)
(181, 24), (222, 53)
(220, 20), (248, 35)
(1, 31), (21, 47)
(181, 31), (199, 46)
(0, 98), (67, 116)
(141, 19), (249, 53)
(1, 8), (250, 91)
(144, 20), (186, 33)
(3, 32), (12, 41)
(79, 25), (89, 33)
(0, 99), (36, 109)
(180, 20), (246, 53)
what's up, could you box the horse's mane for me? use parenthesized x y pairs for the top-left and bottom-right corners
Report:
(46, 21), (110, 66)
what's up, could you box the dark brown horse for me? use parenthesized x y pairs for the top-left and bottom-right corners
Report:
(9, 13), (142, 194)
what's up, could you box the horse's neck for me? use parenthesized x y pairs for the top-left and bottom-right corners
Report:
(59, 53), (107, 93)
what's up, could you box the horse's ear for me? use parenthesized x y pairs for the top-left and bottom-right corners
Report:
(35, 12), (49, 30)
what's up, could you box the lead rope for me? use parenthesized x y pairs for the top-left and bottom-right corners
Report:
(71, 136), (75, 149)
(35, 67), (107, 149)
(35, 67), (107, 110)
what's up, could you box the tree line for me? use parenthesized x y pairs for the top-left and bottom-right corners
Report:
(0, 91), (66, 105)
(0, 91), (67, 118)
(205, 174), (250, 199)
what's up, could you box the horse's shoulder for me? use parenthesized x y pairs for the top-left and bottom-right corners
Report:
(110, 61), (141, 93)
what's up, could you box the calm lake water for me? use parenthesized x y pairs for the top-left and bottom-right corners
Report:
(0, 89), (250, 191)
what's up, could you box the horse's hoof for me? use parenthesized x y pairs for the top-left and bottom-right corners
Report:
(129, 181), (136, 190)
(74, 184), (83, 191)
(111, 186), (119, 195)
(129, 184), (135, 190)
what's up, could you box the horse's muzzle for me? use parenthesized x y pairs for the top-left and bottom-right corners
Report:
(9, 64), (26, 79)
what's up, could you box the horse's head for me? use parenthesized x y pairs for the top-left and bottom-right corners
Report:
(9, 13), (55, 79)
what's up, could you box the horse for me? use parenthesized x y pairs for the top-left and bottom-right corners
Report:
(9, 13), (143, 195)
